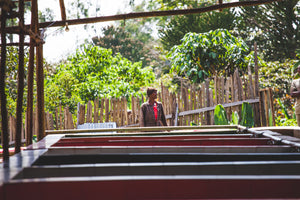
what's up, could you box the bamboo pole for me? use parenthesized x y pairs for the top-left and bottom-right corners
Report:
(269, 88), (276, 126)
(86, 101), (92, 123)
(26, 30), (35, 145)
(99, 98), (104, 123)
(205, 79), (211, 125)
(94, 97), (99, 123)
(0, 9), (10, 162)
(59, 0), (66, 21)
(105, 98), (109, 122)
(36, 29), (45, 140)
(254, 42), (259, 98)
(6, 0), (278, 31)
(15, 0), (25, 153)
(259, 90), (266, 126)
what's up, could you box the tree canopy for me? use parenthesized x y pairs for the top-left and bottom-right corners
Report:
(168, 29), (250, 83)
(44, 45), (155, 113)
(237, 0), (300, 61)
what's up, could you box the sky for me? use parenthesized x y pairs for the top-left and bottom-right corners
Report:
(36, 0), (136, 63)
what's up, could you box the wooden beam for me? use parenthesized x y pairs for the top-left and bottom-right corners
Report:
(0, 10), (10, 162)
(178, 98), (260, 116)
(15, 0), (25, 154)
(59, 0), (66, 21)
(26, 0), (38, 145)
(45, 125), (238, 135)
(5, 0), (280, 31)
(36, 34), (45, 141)
(1, 42), (30, 46)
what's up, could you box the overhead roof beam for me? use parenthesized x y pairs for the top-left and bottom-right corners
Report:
(5, 0), (280, 31)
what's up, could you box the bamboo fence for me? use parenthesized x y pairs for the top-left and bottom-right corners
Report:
(1, 69), (276, 146)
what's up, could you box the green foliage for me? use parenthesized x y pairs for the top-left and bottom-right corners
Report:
(277, 98), (290, 119)
(230, 111), (239, 125)
(214, 104), (229, 125)
(259, 59), (297, 123)
(159, 8), (236, 50)
(44, 44), (155, 114)
(240, 102), (254, 128)
(275, 117), (297, 127)
(168, 29), (250, 83)
(92, 25), (154, 67)
(4, 47), (30, 116)
(237, 0), (300, 62)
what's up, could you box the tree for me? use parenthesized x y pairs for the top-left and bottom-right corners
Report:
(168, 29), (251, 83)
(237, 0), (300, 61)
(143, 0), (237, 50)
(92, 25), (150, 66)
(159, 9), (236, 50)
(44, 44), (155, 113)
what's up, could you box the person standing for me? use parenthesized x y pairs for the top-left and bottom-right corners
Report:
(290, 66), (300, 126)
(140, 87), (168, 127)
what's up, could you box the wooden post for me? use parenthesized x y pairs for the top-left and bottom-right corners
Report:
(67, 109), (74, 129)
(214, 76), (218, 105)
(77, 104), (85, 126)
(99, 98), (104, 123)
(59, 0), (66, 21)
(0, 9), (10, 162)
(86, 101), (92, 123)
(48, 112), (54, 130)
(136, 96), (140, 124)
(9, 116), (16, 145)
(45, 112), (49, 130)
(94, 97), (99, 123)
(254, 42), (259, 98)
(112, 98), (116, 125)
(25, 0), (37, 145)
(123, 97), (128, 126)
(182, 87), (188, 125)
(177, 91), (181, 126)
(220, 77), (225, 104)
(105, 98), (109, 122)
(259, 90), (266, 126)
(199, 85), (204, 125)
(15, 0), (25, 153)
(210, 88), (214, 124)
(248, 65), (254, 99)
(131, 96), (136, 125)
(36, 32), (45, 140)
(264, 89), (269, 126)
(269, 88), (276, 126)
(205, 79), (211, 125)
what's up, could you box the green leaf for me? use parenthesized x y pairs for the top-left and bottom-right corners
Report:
(240, 102), (254, 128)
(230, 111), (239, 125)
(214, 104), (229, 125)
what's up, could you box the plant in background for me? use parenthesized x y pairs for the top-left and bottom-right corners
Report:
(259, 60), (298, 126)
(231, 111), (239, 125)
(168, 29), (250, 83)
(44, 44), (155, 114)
(240, 102), (254, 128)
(213, 102), (254, 127)
(214, 104), (229, 125)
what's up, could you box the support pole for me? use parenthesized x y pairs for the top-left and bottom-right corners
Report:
(36, 33), (45, 141)
(15, 0), (25, 153)
(0, 9), (10, 162)
(26, 0), (38, 145)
